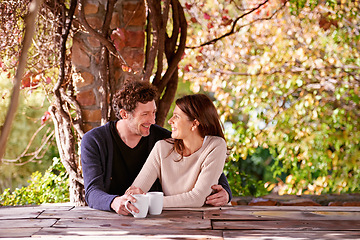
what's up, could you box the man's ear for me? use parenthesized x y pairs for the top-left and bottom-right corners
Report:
(119, 109), (128, 119)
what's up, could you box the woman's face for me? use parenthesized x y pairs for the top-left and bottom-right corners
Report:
(168, 106), (195, 140)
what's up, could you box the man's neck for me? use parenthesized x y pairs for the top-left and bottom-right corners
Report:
(116, 120), (142, 148)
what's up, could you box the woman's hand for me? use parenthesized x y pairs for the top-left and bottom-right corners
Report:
(125, 186), (144, 195)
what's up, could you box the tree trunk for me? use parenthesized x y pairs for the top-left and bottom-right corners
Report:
(146, 0), (187, 126)
(50, 0), (86, 206)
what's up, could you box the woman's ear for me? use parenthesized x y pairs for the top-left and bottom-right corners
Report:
(193, 119), (200, 128)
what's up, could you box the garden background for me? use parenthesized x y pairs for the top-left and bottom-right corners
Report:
(0, 0), (359, 206)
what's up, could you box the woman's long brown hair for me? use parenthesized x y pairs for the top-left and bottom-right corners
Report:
(168, 94), (225, 160)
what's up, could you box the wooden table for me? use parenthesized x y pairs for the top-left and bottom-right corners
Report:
(1, 203), (360, 239)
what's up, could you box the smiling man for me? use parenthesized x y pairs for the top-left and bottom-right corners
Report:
(81, 80), (232, 215)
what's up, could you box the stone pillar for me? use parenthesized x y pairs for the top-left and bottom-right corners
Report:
(72, 0), (146, 132)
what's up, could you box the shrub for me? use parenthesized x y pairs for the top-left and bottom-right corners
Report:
(0, 157), (69, 206)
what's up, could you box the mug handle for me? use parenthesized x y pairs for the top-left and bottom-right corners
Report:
(124, 200), (133, 214)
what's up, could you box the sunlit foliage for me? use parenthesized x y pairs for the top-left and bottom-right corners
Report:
(0, 157), (69, 206)
(181, 0), (360, 195)
(0, 0), (59, 192)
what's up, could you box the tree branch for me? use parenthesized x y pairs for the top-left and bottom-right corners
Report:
(215, 64), (360, 77)
(0, 0), (43, 162)
(144, 2), (158, 82)
(188, 0), (288, 49)
(155, 0), (187, 94)
(150, 0), (166, 86)
(99, 0), (116, 124)
(3, 128), (55, 166)
(78, 0), (128, 66)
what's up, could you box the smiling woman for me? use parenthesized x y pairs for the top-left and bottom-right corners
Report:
(169, 94), (226, 158)
(129, 94), (228, 208)
(168, 106), (195, 144)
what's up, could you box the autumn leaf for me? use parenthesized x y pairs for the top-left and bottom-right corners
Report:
(121, 65), (132, 72)
(45, 77), (52, 84)
(111, 28), (126, 51)
(185, 2), (192, 10)
(190, 17), (198, 23)
(203, 12), (211, 20)
(21, 72), (32, 88)
(196, 55), (203, 62)
(41, 111), (51, 125)
(221, 16), (232, 26)
(184, 64), (193, 72)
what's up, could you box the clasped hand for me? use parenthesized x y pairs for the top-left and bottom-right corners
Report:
(125, 185), (144, 195)
(110, 186), (144, 215)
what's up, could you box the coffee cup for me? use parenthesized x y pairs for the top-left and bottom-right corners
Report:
(147, 192), (164, 215)
(125, 194), (149, 218)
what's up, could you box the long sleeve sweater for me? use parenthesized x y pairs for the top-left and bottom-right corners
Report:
(132, 136), (227, 208)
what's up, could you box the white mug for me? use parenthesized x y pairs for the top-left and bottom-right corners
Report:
(125, 194), (149, 218)
(147, 192), (164, 215)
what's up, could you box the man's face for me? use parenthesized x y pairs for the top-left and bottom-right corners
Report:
(127, 100), (157, 137)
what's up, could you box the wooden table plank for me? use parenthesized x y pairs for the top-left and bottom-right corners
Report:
(0, 204), (74, 220)
(228, 205), (360, 212)
(34, 228), (223, 239)
(38, 206), (120, 219)
(205, 209), (360, 221)
(39, 207), (204, 220)
(153, 210), (204, 219)
(163, 205), (233, 211)
(0, 218), (58, 228)
(53, 214), (211, 230)
(0, 206), (43, 220)
(0, 228), (42, 238)
(213, 220), (360, 231)
(223, 230), (360, 240)
(54, 218), (211, 230)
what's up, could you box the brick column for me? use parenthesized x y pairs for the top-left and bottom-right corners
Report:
(72, 0), (145, 132)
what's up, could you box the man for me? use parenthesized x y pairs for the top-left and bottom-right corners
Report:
(81, 80), (232, 215)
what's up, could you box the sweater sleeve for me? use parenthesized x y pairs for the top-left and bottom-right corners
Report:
(164, 137), (227, 208)
(218, 172), (232, 202)
(81, 127), (117, 211)
(131, 141), (162, 193)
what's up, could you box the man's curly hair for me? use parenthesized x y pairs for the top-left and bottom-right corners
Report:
(112, 80), (158, 119)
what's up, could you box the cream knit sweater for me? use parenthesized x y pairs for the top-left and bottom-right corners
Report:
(132, 135), (227, 207)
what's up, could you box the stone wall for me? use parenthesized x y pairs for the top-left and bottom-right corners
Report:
(72, 0), (145, 132)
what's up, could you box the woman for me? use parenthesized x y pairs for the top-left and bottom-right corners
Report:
(127, 94), (227, 207)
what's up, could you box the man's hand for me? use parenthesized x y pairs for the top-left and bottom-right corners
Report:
(111, 186), (145, 215)
(110, 194), (138, 215)
(205, 184), (229, 206)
